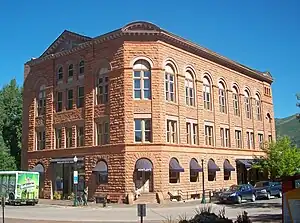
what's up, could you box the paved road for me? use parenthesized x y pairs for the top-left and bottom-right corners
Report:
(1, 198), (282, 223)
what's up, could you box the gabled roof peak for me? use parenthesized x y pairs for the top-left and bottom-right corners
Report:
(122, 21), (161, 33)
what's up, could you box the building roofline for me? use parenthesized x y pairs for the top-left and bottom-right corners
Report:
(25, 21), (273, 83)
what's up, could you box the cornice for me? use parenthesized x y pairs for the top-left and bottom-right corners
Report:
(25, 21), (273, 84)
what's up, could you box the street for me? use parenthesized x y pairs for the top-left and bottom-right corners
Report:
(1, 198), (282, 223)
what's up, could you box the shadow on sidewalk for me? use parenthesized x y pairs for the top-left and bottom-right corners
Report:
(250, 213), (282, 222)
(219, 201), (281, 209)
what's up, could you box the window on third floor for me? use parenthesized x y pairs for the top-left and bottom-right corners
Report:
(134, 119), (152, 143)
(244, 89), (252, 119)
(77, 86), (84, 108)
(57, 66), (63, 83)
(96, 67), (110, 105)
(218, 81), (226, 113)
(232, 86), (240, 116)
(79, 60), (85, 77)
(165, 64), (176, 102)
(133, 60), (151, 100)
(255, 93), (262, 121)
(66, 89), (73, 110)
(37, 85), (46, 116)
(203, 76), (212, 110)
(185, 70), (195, 106)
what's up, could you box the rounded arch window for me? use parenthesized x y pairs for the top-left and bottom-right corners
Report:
(92, 160), (108, 184)
(244, 89), (251, 119)
(68, 64), (73, 77)
(218, 81), (226, 113)
(96, 62), (111, 105)
(165, 64), (176, 102)
(37, 84), (46, 116)
(57, 66), (63, 81)
(203, 76), (211, 110)
(79, 60), (85, 75)
(185, 70), (195, 106)
(133, 60), (151, 100)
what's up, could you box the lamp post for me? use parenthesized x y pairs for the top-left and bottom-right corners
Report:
(201, 159), (206, 204)
(73, 156), (78, 207)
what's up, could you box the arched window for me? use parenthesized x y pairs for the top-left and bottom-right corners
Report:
(218, 82), (226, 113)
(255, 93), (262, 121)
(165, 64), (176, 102)
(133, 60), (151, 99)
(189, 158), (202, 182)
(185, 71), (195, 106)
(223, 159), (235, 181)
(97, 65), (110, 104)
(57, 66), (63, 81)
(92, 160), (108, 184)
(203, 76), (211, 110)
(207, 159), (220, 181)
(79, 60), (85, 76)
(232, 86), (240, 116)
(244, 89), (251, 119)
(169, 157), (184, 183)
(68, 64), (74, 77)
(37, 85), (46, 116)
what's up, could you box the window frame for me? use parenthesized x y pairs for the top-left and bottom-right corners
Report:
(203, 77), (212, 110)
(36, 130), (45, 150)
(218, 82), (226, 113)
(166, 119), (178, 143)
(37, 85), (46, 116)
(76, 126), (84, 147)
(56, 91), (63, 112)
(165, 65), (176, 102)
(244, 90), (252, 119)
(133, 60), (151, 100)
(77, 86), (84, 108)
(235, 130), (242, 148)
(97, 71), (109, 105)
(134, 118), (152, 143)
(220, 127), (230, 147)
(55, 128), (62, 149)
(204, 125), (214, 146)
(66, 89), (73, 110)
(255, 94), (262, 121)
(79, 60), (85, 76)
(96, 120), (110, 145)
(185, 71), (195, 106)
(232, 87), (240, 116)
(57, 66), (63, 83)
(66, 128), (73, 148)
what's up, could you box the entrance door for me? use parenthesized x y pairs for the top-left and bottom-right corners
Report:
(135, 171), (152, 193)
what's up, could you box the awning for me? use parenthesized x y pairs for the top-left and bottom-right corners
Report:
(208, 159), (220, 172)
(50, 157), (84, 164)
(135, 158), (153, 172)
(224, 160), (235, 171)
(236, 159), (253, 169)
(169, 158), (184, 172)
(92, 161), (108, 172)
(190, 159), (203, 172)
(30, 164), (44, 173)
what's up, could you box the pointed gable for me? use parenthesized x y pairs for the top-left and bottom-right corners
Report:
(40, 30), (92, 58)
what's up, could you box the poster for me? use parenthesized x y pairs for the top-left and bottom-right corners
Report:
(16, 172), (39, 200)
(283, 188), (300, 223)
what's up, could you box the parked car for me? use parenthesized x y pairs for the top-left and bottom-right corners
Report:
(218, 184), (256, 204)
(254, 181), (282, 199)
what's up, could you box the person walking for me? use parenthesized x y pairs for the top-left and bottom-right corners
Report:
(83, 186), (88, 206)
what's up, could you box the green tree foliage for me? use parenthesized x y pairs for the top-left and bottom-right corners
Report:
(297, 93), (300, 121)
(0, 79), (22, 170)
(255, 137), (300, 179)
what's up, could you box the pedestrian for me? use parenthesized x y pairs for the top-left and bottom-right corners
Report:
(83, 186), (88, 206)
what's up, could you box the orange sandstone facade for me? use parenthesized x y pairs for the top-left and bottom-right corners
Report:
(22, 21), (275, 203)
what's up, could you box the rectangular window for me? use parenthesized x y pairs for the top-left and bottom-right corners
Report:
(165, 73), (175, 102)
(235, 130), (242, 148)
(77, 87), (84, 108)
(233, 93), (240, 116)
(56, 92), (63, 112)
(258, 133), (264, 148)
(219, 89), (226, 113)
(97, 121), (110, 145)
(193, 123), (198, 145)
(256, 100), (262, 121)
(268, 134), (272, 142)
(205, 125), (214, 146)
(185, 79), (194, 106)
(97, 76), (109, 104)
(246, 131), (254, 149)
(77, 126), (84, 147)
(134, 70), (151, 99)
(186, 122), (198, 145)
(67, 89), (73, 110)
(37, 130), (45, 150)
(166, 120), (177, 143)
(66, 128), (72, 148)
(134, 119), (152, 143)
(186, 123), (191, 144)
(220, 127), (230, 147)
(38, 89), (46, 116)
(55, 128), (62, 149)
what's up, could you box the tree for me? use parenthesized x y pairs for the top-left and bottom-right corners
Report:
(0, 79), (22, 169)
(0, 135), (16, 171)
(254, 136), (300, 179)
(297, 93), (300, 121)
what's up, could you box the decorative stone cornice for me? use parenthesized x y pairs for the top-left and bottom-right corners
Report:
(25, 21), (273, 84)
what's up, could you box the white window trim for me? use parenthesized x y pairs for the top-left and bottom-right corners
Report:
(186, 118), (198, 145)
(133, 68), (151, 100)
(134, 113), (152, 119)
(134, 118), (152, 143)
(204, 125), (214, 146)
(166, 119), (179, 143)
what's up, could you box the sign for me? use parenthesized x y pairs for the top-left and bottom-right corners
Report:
(283, 188), (300, 222)
(73, 171), (78, 185)
(137, 203), (146, 217)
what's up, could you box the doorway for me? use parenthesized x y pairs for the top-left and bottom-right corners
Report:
(134, 158), (153, 194)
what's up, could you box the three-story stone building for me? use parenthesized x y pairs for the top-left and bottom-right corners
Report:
(22, 21), (275, 202)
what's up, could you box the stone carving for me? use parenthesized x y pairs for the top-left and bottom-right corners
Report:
(122, 22), (160, 33)
(35, 117), (45, 127)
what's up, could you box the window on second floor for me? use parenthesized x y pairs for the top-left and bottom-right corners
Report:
(205, 125), (214, 146)
(258, 133), (264, 149)
(166, 119), (177, 143)
(203, 77), (212, 110)
(165, 64), (176, 102)
(67, 89), (73, 110)
(66, 128), (73, 148)
(36, 130), (45, 150)
(55, 128), (62, 149)
(68, 64), (73, 77)
(37, 85), (46, 116)
(97, 67), (109, 104)
(218, 82), (226, 113)
(186, 122), (198, 145)
(235, 130), (242, 148)
(76, 126), (84, 147)
(97, 121), (110, 145)
(244, 90), (252, 119)
(220, 127), (230, 147)
(255, 93), (262, 121)
(185, 71), (195, 106)
(232, 86), (240, 116)
(77, 87), (84, 108)
(246, 131), (254, 149)
(133, 60), (151, 100)
(56, 91), (63, 112)
(134, 119), (152, 143)
(57, 66), (63, 82)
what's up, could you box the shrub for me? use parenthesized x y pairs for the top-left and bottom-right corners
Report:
(53, 191), (61, 200)
(235, 211), (252, 223)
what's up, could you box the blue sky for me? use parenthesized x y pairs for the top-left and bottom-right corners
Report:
(0, 0), (299, 118)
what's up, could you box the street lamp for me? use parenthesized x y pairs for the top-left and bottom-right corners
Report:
(201, 159), (206, 204)
(73, 156), (78, 207)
